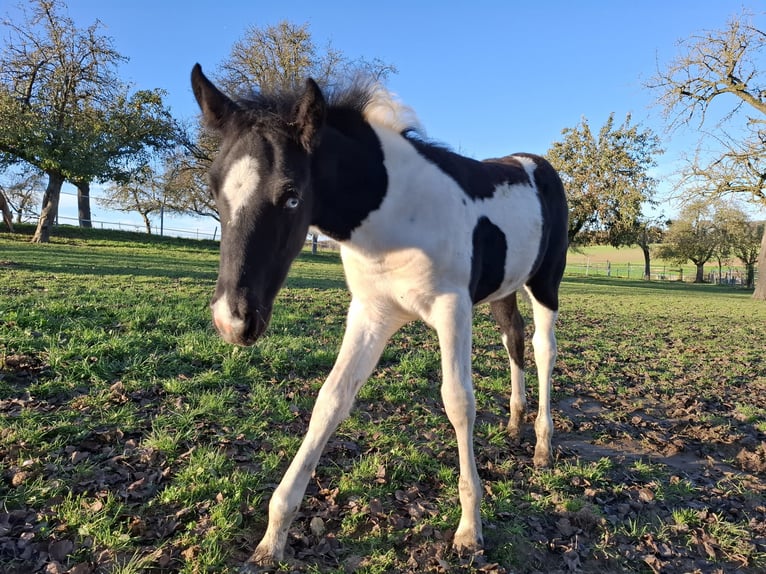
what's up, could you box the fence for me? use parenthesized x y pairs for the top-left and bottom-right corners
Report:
(55, 215), (219, 241)
(17, 213), (760, 287)
(565, 259), (757, 286)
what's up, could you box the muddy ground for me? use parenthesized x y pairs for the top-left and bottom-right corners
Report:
(1, 351), (765, 574)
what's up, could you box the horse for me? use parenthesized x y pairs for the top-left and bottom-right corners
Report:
(190, 63), (568, 569)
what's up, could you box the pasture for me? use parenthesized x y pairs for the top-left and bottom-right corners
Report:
(1, 228), (765, 573)
(566, 245), (753, 283)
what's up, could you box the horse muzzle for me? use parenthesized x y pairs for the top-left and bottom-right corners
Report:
(211, 293), (271, 346)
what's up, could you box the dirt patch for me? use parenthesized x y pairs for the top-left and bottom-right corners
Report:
(1, 367), (764, 573)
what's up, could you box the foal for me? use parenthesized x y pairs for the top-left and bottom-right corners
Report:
(191, 64), (568, 568)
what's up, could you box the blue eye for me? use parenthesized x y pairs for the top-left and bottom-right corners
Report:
(284, 197), (300, 210)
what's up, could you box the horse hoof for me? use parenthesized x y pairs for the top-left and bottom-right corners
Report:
(533, 449), (552, 468)
(242, 545), (280, 572)
(506, 422), (523, 442)
(453, 530), (483, 555)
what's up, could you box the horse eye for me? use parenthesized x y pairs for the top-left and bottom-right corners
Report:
(284, 197), (300, 210)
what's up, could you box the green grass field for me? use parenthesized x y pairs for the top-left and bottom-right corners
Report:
(1, 228), (765, 573)
(566, 244), (753, 283)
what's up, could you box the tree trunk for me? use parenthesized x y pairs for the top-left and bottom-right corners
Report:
(142, 213), (152, 234)
(32, 171), (65, 243)
(76, 180), (92, 228)
(695, 263), (705, 283)
(641, 244), (651, 280)
(754, 226), (766, 300)
(0, 190), (13, 232)
(718, 258), (723, 285)
(312, 233), (318, 255)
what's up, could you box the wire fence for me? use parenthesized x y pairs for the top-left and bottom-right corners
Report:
(13, 211), (759, 287)
(55, 215), (219, 241)
(565, 260), (757, 286)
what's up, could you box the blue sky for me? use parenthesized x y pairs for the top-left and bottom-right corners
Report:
(4, 0), (764, 236)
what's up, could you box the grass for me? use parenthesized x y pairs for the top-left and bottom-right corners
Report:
(566, 243), (754, 282)
(1, 226), (765, 573)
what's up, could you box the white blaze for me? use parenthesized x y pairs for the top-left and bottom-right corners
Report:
(221, 155), (260, 224)
(211, 293), (244, 340)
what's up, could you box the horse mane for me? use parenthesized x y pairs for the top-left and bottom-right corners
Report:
(234, 78), (424, 137)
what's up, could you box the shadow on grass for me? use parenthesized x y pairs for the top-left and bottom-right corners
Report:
(5, 222), (221, 250)
(2, 231), (347, 289)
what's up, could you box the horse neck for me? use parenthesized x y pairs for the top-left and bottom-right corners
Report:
(311, 123), (390, 242)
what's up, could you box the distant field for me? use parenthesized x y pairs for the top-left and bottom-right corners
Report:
(566, 244), (753, 283)
(1, 228), (765, 573)
(567, 244), (648, 264)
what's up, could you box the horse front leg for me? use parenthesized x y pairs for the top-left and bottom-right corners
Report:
(430, 293), (483, 553)
(244, 299), (404, 570)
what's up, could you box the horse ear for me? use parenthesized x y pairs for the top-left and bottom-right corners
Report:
(293, 78), (326, 152)
(191, 63), (238, 131)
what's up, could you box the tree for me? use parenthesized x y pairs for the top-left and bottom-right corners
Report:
(76, 89), (180, 227)
(657, 201), (717, 282)
(159, 142), (218, 221)
(0, 0), (180, 241)
(0, 189), (12, 230)
(169, 21), (395, 225)
(0, 166), (42, 224)
(546, 113), (662, 247)
(649, 10), (766, 299)
(733, 221), (764, 289)
(717, 204), (764, 288)
(99, 164), (164, 234)
(633, 216), (667, 280)
(217, 21), (395, 96)
(0, 0), (126, 242)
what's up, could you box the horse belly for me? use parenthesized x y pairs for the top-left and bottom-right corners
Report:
(469, 182), (545, 304)
(341, 245), (454, 318)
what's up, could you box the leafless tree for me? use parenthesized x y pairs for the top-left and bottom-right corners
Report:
(169, 21), (395, 227)
(648, 9), (766, 298)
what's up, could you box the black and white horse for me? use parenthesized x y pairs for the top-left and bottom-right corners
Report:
(191, 64), (568, 568)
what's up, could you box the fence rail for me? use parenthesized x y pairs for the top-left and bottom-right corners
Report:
(565, 260), (757, 286)
(55, 215), (219, 241)
(11, 215), (758, 287)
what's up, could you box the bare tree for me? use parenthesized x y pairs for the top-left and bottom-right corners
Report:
(0, 167), (42, 224)
(169, 21), (396, 227)
(99, 164), (164, 234)
(217, 21), (396, 95)
(648, 9), (766, 298)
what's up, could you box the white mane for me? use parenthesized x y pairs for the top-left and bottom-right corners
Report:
(361, 84), (424, 136)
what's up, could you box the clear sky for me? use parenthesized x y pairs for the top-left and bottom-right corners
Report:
(3, 0), (764, 236)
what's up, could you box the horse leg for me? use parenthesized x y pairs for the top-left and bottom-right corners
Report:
(489, 292), (526, 439)
(429, 293), (483, 553)
(524, 286), (558, 468)
(245, 298), (405, 569)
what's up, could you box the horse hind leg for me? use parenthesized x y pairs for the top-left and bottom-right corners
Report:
(490, 292), (527, 440)
(524, 286), (558, 468)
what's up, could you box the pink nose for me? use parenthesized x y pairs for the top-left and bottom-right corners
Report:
(212, 312), (232, 337)
(211, 302), (243, 344)
(210, 295), (269, 346)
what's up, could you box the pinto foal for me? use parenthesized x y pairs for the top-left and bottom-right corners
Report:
(191, 64), (568, 568)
